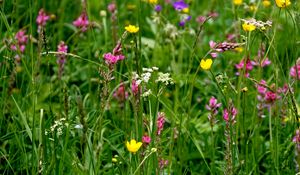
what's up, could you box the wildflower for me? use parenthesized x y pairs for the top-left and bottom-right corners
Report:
(251, 46), (271, 67)
(156, 72), (174, 85)
(290, 59), (300, 80)
(154, 5), (162, 12)
(242, 23), (256, 32)
(103, 42), (125, 65)
(73, 13), (89, 32)
(173, 0), (188, 11)
(10, 29), (28, 53)
(36, 9), (50, 32)
(178, 15), (191, 27)
(206, 96), (221, 126)
(275, 0), (291, 8)
(125, 25), (139, 33)
(200, 59), (213, 70)
(126, 139), (142, 153)
(262, 0), (271, 7)
(233, 0), (243, 5)
(56, 41), (68, 78)
(159, 159), (169, 169)
(131, 80), (140, 96)
(148, 0), (158, 4)
(223, 106), (238, 124)
(107, 2), (116, 13)
(157, 112), (166, 135)
(182, 7), (189, 13)
(235, 58), (253, 77)
(113, 83), (128, 102)
(142, 135), (151, 144)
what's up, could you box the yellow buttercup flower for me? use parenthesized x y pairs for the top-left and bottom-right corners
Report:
(125, 25), (139, 33)
(182, 8), (189, 13)
(262, 0), (271, 7)
(126, 139), (142, 153)
(148, 0), (158, 4)
(233, 0), (243, 5)
(249, 5), (257, 12)
(242, 23), (256, 32)
(200, 59), (213, 70)
(234, 47), (244, 53)
(275, 0), (291, 8)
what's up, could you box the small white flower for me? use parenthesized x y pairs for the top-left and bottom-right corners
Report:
(75, 124), (83, 129)
(152, 67), (159, 71)
(156, 72), (174, 85)
(142, 89), (152, 97)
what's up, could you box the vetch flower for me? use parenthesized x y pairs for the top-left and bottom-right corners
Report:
(275, 0), (291, 8)
(242, 23), (256, 32)
(36, 9), (50, 32)
(126, 139), (142, 153)
(125, 25), (139, 33)
(200, 59), (213, 70)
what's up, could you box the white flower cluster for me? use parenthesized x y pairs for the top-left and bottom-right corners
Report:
(133, 67), (159, 85)
(46, 118), (69, 137)
(156, 72), (174, 85)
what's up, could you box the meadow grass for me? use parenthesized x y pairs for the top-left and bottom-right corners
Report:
(0, 0), (300, 174)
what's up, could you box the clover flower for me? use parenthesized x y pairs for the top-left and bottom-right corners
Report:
(126, 139), (142, 153)
(73, 13), (89, 32)
(125, 25), (139, 33)
(200, 59), (213, 70)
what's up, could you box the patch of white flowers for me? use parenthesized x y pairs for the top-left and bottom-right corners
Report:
(45, 118), (69, 137)
(156, 72), (174, 85)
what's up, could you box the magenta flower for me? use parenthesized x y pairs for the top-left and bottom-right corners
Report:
(73, 13), (89, 32)
(290, 60), (300, 80)
(131, 80), (139, 96)
(36, 9), (50, 27)
(235, 59), (253, 77)
(56, 41), (68, 78)
(10, 29), (28, 53)
(113, 83), (128, 102)
(142, 135), (151, 144)
(103, 42), (125, 65)
(157, 112), (166, 135)
(206, 96), (221, 126)
(107, 2), (116, 13)
(155, 5), (162, 12)
(223, 107), (237, 124)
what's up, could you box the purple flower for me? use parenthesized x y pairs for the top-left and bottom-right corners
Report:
(155, 5), (162, 12)
(173, 0), (188, 11)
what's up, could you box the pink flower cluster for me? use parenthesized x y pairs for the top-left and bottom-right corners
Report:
(103, 42), (125, 65)
(256, 80), (280, 104)
(157, 112), (166, 135)
(206, 96), (221, 125)
(131, 80), (140, 96)
(235, 59), (253, 77)
(223, 106), (237, 124)
(56, 41), (68, 78)
(36, 9), (50, 32)
(73, 13), (89, 32)
(113, 83), (128, 102)
(209, 40), (241, 58)
(293, 129), (300, 151)
(290, 60), (300, 80)
(10, 30), (28, 54)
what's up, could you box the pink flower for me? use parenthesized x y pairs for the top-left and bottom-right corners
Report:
(103, 42), (125, 65)
(36, 9), (50, 27)
(107, 3), (116, 13)
(290, 61), (300, 80)
(57, 41), (68, 58)
(159, 159), (169, 169)
(113, 83), (128, 102)
(142, 135), (151, 144)
(56, 41), (68, 78)
(235, 59), (253, 77)
(264, 91), (278, 103)
(73, 13), (89, 32)
(196, 16), (206, 24)
(131, 80), (139, 96)
(10, 29), (28, 57)
(157, 112), (166, 135)
(256, 80), (267, 95)
(223, 107), (237, 124)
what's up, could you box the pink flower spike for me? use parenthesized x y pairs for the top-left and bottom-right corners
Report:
(36, 9), (50, 27)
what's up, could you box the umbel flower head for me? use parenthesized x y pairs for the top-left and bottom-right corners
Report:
(200, 59), (213, 70)
(275, 0), (291, 8)
(126, 139), (142, 153)
(125, 25), (139, 33)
